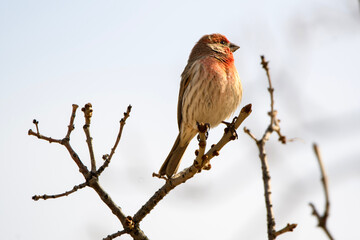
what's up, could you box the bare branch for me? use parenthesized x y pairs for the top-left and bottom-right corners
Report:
(244, 55), (296, 240)
(134, 104), (252, 223)
(274, 223), (297, 237)
(259, 139), (276, 239)
(28, 127), (62, 144)
(260, 56), (287, 144)
(28, 105), (89, 175)
(96, 105), (132, 176)
(29, 102), (252, 240)
(90, 180), (148, 239)
(29, 104), (148, 240)
(309, 143), (334, 240)
(260, 55), (275, 124)
(103, 229), (128, 240)
(33, 119), (40, 134)
(32, 182), (87, 201)
(65, 104), (79, 139)
(82, 103), (96, 172)
(243, 127), (258, 142)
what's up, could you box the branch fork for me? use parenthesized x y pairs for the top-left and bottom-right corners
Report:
(28, 103), (147, 240)
(244, 55), (297, 239)
(309, 143), (334, 240)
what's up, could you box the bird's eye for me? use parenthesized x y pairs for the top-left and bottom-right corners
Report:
(220, 40), (226, 45)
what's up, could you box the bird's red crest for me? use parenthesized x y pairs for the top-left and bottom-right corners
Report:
(209, 34), (230, 44)
(198, 34), (230, 44)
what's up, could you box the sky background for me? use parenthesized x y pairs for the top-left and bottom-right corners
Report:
(1, 0), (359, 239)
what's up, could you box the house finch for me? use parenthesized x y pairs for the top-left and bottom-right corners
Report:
(159, 33), (242, 177)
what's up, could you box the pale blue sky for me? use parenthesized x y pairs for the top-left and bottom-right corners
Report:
(1, 0), (359, 239)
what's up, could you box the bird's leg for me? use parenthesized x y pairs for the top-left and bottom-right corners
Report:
(222, 116), (238, 140)
(197, 122), (210, 141)
(152, 172), (168, 180)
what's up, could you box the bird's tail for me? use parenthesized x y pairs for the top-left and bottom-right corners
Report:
(159, 134), (189, 178)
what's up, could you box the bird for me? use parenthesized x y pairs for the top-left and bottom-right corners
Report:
(159, 33), (242, 178)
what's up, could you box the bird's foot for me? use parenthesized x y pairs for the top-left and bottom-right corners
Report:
(222, 117), (238, 140)
(152, 172), (168, 180)
(196, 122), (210, 140)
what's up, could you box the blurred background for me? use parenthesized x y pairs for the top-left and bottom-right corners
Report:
(1, 0), (359, 239)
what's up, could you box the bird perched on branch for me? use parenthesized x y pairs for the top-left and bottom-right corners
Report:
(159, 33), (242, 178)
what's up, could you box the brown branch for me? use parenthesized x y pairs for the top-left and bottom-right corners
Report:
(260, 55), (275, 124)
(29, 104), (149, 240)
(260, 55), (286, 144)
(65, 104), (78, 139)
(243, 55), (296, 240)
(29, 103), (252, 239)
(32, 182), (88, 201)
(28, 127), (62, 144)
(134, 104), (252, 223)
(309, 143), (334, 240)
(28, 105), (90, 176)
(274, 223), (297, 237)
(96, 105), (132, 176)
(243, 127), (257, 142)
(103, 230), (128, 240)
(33, 119), (40, 134)
(82, 103), (96, 172)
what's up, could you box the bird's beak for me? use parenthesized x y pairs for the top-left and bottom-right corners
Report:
(229, 43), (240, 52)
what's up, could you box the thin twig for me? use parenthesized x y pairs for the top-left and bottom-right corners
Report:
(134, 104), (252, 223)
(103, 229), (128, 240)
(243, 55), (296, 240)
(260, 55), (275, 126)
(33, 119), (40, 134)
(309, 143), (334, 240)
(260, 56), (286, 144)
(28, 107), (89, 175)
(65, 104), (78, 139)
(243, 127), (257, 142)
(96, 105), (132, 176)
(274, 223), (297, 237)
(82, 103), (96, 172)
(28, 128), (62, 144)
(32, 182), (87, 201)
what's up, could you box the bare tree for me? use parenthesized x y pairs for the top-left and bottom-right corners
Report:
(29, 56), (335, 240)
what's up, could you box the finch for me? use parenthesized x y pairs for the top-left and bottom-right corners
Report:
(159, 33), (242, 178)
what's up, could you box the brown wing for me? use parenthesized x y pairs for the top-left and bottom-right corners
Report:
(177, 62), (193, 129)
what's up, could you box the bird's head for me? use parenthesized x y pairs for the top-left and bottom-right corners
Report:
(202, 34), (239, 54)
(189, 33), (239, 63)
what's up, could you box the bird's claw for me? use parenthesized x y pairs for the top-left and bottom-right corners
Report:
(223, 117), (238, 140)
(197, 132), (209, 141)
(152, 172), (168, 180)
(196, 122), (210, 141)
